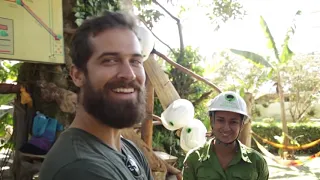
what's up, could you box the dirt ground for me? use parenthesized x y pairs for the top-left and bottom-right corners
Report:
(265, 155), (320, 180)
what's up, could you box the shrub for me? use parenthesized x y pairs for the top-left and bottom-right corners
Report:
(251, 122), (320, 155)
(152, 126), (186, 170)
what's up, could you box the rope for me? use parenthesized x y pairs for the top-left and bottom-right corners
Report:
(251, 131), (320, 150)
(252, 136), (320, 167)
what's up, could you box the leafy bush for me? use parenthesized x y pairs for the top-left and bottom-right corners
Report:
(251, 122), (320, 155)
(152, 126), (186, 170)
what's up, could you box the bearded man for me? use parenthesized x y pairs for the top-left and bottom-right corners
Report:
(39, 11), (153, 180)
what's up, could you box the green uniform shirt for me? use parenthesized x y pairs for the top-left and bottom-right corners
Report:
(182, 138), (269, 180)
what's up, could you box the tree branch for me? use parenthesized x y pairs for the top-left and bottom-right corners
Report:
(192, 91), (213, 106)
(297, 103), (312, 122)
(154, 49), (222, 93)
(152, 0), (184, 61)
(138, 18), (174, 54)
(296, 87), (318, 121)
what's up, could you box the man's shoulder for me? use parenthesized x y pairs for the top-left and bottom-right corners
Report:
(40, 128), (100, 179)
(39, 129), (79, 179)
(40, 159), (116, 180)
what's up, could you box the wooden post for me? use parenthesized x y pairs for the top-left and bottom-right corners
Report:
(141, 75), (154, 148)
(143, 54), (180, 109)
(239, 92), (253, 147)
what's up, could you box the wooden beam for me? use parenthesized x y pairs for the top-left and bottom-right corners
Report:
(143, 54), (180, 109)
(63, 27), (76, 34)
(0, 83), (20, 94)
(141, 75), (154, 148)
(134, 121), (162, 128)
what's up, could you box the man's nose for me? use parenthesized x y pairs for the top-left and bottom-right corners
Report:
(117, 61), (136, 81)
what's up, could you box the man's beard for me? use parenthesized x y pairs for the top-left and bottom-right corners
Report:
(82, 78), (146, 129)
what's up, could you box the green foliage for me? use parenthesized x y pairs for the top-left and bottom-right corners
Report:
(230, 13), (302, 143)
(152, 126), (185, 169)
(0, 110), (13, 149)
(0, 94), (15, 106)
(0, 61), (21, 83)
(231, 12), (301, 69)
(132, 0), (152, 9)
(167, 46), (205, 99)
(206, 0), (246, 30)
(279, 10), (301, 64)
(73, 0), (121, 26)
(133, 0), (163, 29)
(210, 51), (270, 95)
(153, 97), (163, 116)
(281, 56), (320, 122)
(0, 62), (17, 148)
(251, 122), (320, 154)
(154, 46), (215, 127)
(166, 46), (215, 124)
(230, 49), (273, 68)
(194, 99), (212, 130)
(0, 112), (13, 137)
(153, 46), (215, 168)
(259, 16), (279, 62)
(73, 0), (164, 29)
(259, 11), (300, 65)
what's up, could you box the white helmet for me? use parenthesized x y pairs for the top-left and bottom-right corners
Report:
(180, 119), (207, 152)
(135, 24), (155, 61)
(208, 91), (249, 123)
(161, 99), (194, 131)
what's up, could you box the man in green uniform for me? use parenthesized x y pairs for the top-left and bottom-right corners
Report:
(183, 91), (269, 180)
(39, 11), (153, 180)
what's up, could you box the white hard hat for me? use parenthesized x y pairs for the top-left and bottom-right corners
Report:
(180, 119), (207, 152)
(208, 91), (249, 123)
(135, 24), (155, 61)
(161, 99), (194, 131)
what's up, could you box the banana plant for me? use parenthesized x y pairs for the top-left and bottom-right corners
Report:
(230, 10), (301, 152)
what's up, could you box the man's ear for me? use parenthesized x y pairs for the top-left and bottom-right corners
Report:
(70, 65), (85, 87)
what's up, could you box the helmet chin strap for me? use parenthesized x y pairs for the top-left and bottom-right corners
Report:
(215, 138), (236, 146)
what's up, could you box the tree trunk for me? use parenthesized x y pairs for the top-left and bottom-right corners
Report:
(277, 71), (289, 157)
(239, 92), (253, 147)
(141, 75), (154, 148)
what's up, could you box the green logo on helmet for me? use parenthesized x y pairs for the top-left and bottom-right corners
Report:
(225, 94), (236, 102)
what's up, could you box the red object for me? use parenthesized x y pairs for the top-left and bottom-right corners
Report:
(0, 24), (8, 30)
(0, 50), (11, 53)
